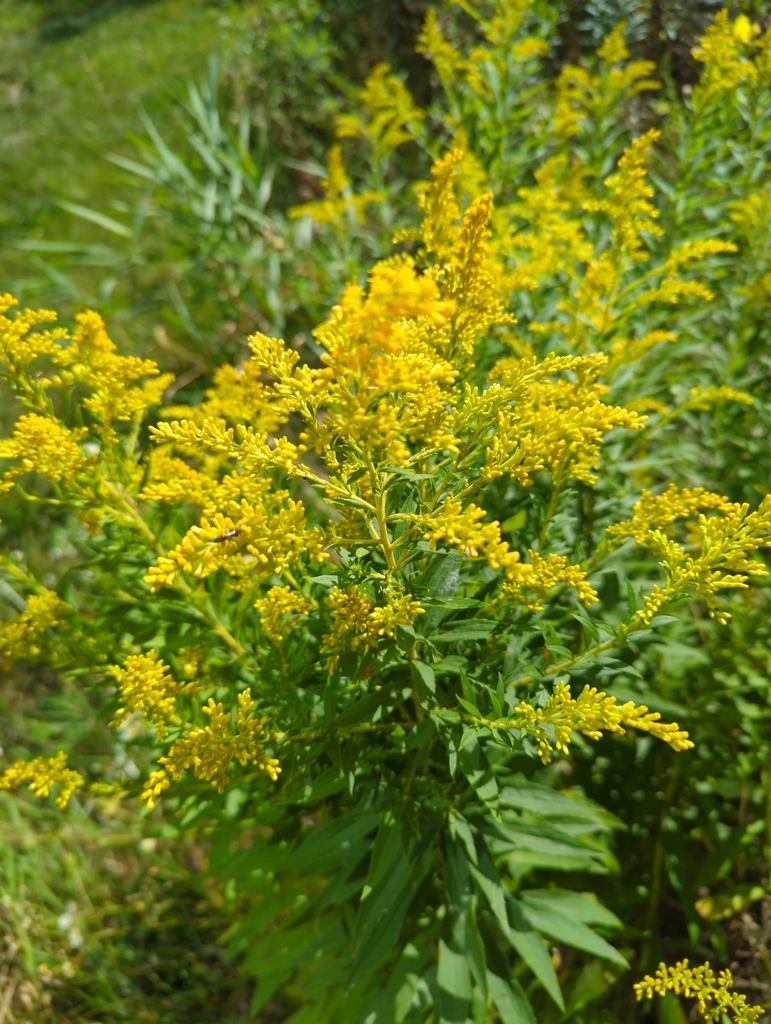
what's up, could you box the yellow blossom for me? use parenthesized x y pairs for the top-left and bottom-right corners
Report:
(108, 650), (196, 741)
(0, 414), (86, 492)
(336, 63), (424, 160)
(417, 499), (597, 609)
(485, 353), (646, 485)
(416, 9), (469, 87)
(254, 586), (311, 644)
(685, 385), (754, 411)
(609, 487), (771, 624)
(0, 294), (68, 369)
(49, 310), (173, 442)
(0, 591), (65, 667)
(289, 145), (382, 225)
(321, 586), (424, 673)
(142, 689), (279, 808)
(635, 962), (761, 1024)
(143, 496), (325, 593)
(554, 23), (659, 139)
(692, 11), (759, 104)
(0, 752), (84, 809)
(583, 129), (662, 261)
(484, 682), (692, 763)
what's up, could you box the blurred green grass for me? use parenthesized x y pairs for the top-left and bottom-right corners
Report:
(0, 0), (245, 292)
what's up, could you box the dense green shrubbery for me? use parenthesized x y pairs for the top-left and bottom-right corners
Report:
(3, 3), (771, 1023)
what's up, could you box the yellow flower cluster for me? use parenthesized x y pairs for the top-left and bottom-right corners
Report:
(0, 414), (86, 493)
(609, 485), (771, 624)
(497, 130), (735, 367)
(0, 752), (84, 809)
(141, 689), (279, 809)
(0, 294), (67, 372)
(254, 586), (311, 644)
(692, 11), (770, 105)
(289, 145), (382, 226)
(554, 23), (659, 138)
(491, 682), (693, 763)
(108, 650), (196, 741)
(49, 310), (173, 443)
(321, 586), (424, 673)
(685, 385), (754, 411)
(416, 5), (546, 100)
(584, 129), (662, 262)
(486, 353), (645, 485)
(417, 498), (597, 611)
(0, 297), (172, 535)
(635, 962), (762, 1024)
(0, 591), (64, 667)
(143, 494), (325, 593)
(336, 62), (425, 161)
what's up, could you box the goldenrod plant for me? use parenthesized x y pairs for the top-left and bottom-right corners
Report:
(4, 2), (771, 1022)
(2, 113), (771, 1019)
(636, 961), (763, 1023)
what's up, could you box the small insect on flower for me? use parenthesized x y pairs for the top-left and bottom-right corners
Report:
(213, 529), (243, 543)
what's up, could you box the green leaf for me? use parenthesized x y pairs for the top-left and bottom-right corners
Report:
(499, 780), (623, 831)
(396, 624), (417, 650)
(438, 940), (472, 1023)
(411, 659), (436, 699)
(331, 679), (400, 729)
(308, 574), (339, 586)
(405, 716), (437, 751)
(468, 865), (561, 1008)
(56, 199), (134, 237)
(350, 846), (434, 978)
(460, 669), (476, 703)
(517, 890), (621, 929)
(431, 620), (498, 643)
(458, 696), (481, 717)
(501, 509), (528, 532)
(487, 971), (537, 1024)
(519, 893), (628, 966)
(507, 897), (564, 1010)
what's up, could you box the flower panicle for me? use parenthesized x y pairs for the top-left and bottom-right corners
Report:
(635, 961), (762, 1024)
(0, 752), (84, 809)
(141, 689), (279, 809)
(486, 682), (693, 763)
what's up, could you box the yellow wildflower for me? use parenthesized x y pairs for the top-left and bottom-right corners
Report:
(289, 145), (382, 225)
(0, 752), (84, 809)
(164, 358), (289, 435)
(0, 294), (68, 369)
(254, 586), (311, 644)
(501, 551), (598, 611)
(143, 496), (325, 593)
(685, 385), (754, 411)
(0, 414), (86, 492)
(50, 310), (173, 441)
(142, 689), (279, 808)
(583, 129), (662, 262)
(417, 499), (596, 610)
(108, 650), (195, 741)
(692, 11), (759, 103)
(635, 961), (761, 1024)
(321, 586), (424, 673)
(416, 9), (468, 88)
(609, 487), (771, 624)
(336, 63), (424, 160)
(554, 23), (659, 139)
(497, 682), (693, 763)
(485, 353), (646, 485)
(0, 591), (65, 667)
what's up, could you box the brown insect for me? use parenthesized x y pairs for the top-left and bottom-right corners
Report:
(213, 529), (242, 543)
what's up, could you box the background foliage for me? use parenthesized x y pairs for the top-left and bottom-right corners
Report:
(2, 2), (771, 1023)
